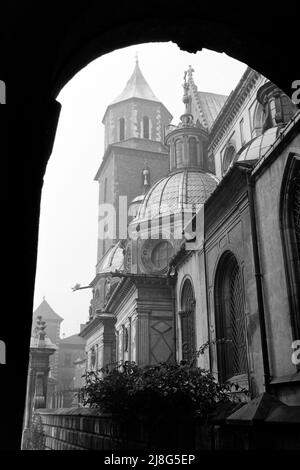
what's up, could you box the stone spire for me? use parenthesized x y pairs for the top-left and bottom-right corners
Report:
(180, 67), (194, 126)
(110, 58), (160, 104)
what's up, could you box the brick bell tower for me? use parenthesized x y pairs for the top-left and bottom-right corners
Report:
(95, 56), (173, 269)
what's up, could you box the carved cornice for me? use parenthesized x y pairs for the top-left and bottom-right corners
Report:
(79, 315), (106, 339)
(208, 68), (261, 152)
(169, 242), (194, 270)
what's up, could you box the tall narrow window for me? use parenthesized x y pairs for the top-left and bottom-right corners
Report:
(189, 137), (198, 166)
(239, 118), (245, 146)
(280, 155), (300, 340)
(175, 139), (183, 168)
(103, 177), (108, 203)
(143, 116), (149, 139)
(252, 102), (265, 137)
(180, 279), (195, 363)
(214, 251), (248, 382)
(119, 117), (125, 141)
(223, 145), (236, 175)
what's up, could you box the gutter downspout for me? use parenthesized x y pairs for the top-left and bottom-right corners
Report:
(167, 264), (178, 363)
(245, 169), (271, 394)
(203, 240), (213, 373)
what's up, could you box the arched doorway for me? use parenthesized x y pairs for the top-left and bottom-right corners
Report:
(280, 154), (300, 341)
(214, 251), (248, 383)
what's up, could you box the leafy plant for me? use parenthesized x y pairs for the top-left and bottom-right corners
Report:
(78, 358), (244, 421)
(28, 413), (46, 450)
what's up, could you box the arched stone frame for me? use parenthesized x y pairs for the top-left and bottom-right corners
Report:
(188, 136), (198, 166)
(6, 4), (300, 451)
(252, 101), (265, 138)
(169, 137), (176, 170)
(279, 151), (300, 345)
(178, 275), (196, 363)
(175, 138), (184, 168)
(222, 143), (236, 175)
(139, 236), (175, 274)
(212, 249), (249, 385)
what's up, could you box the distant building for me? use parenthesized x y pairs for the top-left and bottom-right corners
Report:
(32, 300), (86, 408)
(32, 298), (63, 381)
(57, 333), (86, 390)
(73, 357), (87, 389)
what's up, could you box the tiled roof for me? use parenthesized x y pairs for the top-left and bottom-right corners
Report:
(111, 61), (159, 104)
(97, 241), (124, 274)
(33, 299), (63, 322)
(138, 169), (219, 219)
(59, 334), (86, 345)
(197, 91), (228, 129)
(237, 126), (281, 162)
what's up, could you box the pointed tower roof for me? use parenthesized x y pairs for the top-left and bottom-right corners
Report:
(110, 58), (160, 105)
(186, 65), (228, 130)
(33, 299), (63, 323)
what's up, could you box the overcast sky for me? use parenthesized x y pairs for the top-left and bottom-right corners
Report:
(33, 42), (247, 337)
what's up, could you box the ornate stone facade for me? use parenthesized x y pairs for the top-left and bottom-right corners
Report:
(80, 60), (300, 407)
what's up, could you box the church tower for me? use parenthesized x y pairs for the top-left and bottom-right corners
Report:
(95, 57), (173, 268)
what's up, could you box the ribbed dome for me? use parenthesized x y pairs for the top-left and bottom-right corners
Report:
(238, 126), (281, 162)
(97, 241), (124, 274)
(137, 169), (219, 219)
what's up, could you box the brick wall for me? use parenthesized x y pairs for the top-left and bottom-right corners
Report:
(34, 407), (300, 450)
(35, 408), (199, 450)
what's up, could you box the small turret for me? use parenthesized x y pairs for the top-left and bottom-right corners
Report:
(165, 66), (210, 173)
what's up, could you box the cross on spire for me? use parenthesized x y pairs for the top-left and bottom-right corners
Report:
(135, 51), (139, 64)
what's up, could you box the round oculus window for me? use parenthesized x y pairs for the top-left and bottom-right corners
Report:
(151, 241), (173, 270)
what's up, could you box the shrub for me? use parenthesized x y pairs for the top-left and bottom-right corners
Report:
(78, 360), (242, 421)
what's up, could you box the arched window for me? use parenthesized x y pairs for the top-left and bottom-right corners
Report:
(175, 139), (183, 167)
(123, 327), (129, 352)
(252, 102), (265, 137)
(180, 279), (195, 363)
(143, 116), (149, 139)
(119, 117), (125, 141)
(214, 252), (248, 382)
(280, 154), (300, 340)
(223, 145), (236, 174)
(189, 137), (198, 166)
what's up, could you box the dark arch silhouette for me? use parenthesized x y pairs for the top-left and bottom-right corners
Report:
(3, 3), (299, 449)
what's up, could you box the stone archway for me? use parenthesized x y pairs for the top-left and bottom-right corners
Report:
(3, 4), (299, 449)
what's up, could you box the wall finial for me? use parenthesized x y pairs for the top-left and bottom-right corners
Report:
(188, 65), (195, 79)
(183, 69), (191, 114)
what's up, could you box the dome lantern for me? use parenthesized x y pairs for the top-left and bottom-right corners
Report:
(165, 66), (210, 173)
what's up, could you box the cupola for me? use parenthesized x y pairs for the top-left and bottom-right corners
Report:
(257, 81), (298, 132)
(165, 66), (210, 173)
